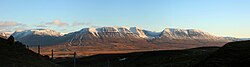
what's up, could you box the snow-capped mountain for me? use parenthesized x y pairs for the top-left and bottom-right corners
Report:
(12, 29), (62, 38)
(65, 27), (149, 39)
(7, 26), (238, 50)
(129, 27), (148, 38)
(158, 28), (225, 41)
(0, 32), (12, 39)
(11, 29), (63, 46)
(64, 27), (153, 48)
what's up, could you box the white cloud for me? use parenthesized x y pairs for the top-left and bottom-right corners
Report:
(0, 21), (24, 27)
(36, 24), (47, 27)
(0, 21), (28, 32)
(46, 20), (69, 27)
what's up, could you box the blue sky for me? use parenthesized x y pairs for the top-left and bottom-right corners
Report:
(0, 0), (250, 38)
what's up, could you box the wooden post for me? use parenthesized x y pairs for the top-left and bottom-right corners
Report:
(107, 59), (110, 67)
(74, 52), (76, 67)
(51, 49), (54, 63)
(26, 45), (29, 49)
(38, 45), (40, 54)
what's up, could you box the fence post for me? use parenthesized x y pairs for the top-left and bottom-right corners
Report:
(38, 45), (40, 54)
(74, 52), (76, 67)
(107, 59), (110, 67)
(26, 45), (29, 49)
(51, 49), (54, 63)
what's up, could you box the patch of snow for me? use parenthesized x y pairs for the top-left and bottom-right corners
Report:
(142, 30), (161, 38)
(119, 58), (127, 61)
(160, 28), (219, 40)
(31, 29), (62, 36)
(130, 27), (148, 38)
(117, 26), (132, 33)
(12, 29), (62, 38)
(79, 27), (99, 37)
(12, 30), (33, 38)
(96, 27), (119, 33)
(0, 32), (13, 37)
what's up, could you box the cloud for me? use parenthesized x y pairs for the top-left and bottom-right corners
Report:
(0, 28), (5, 32)
(72, 22), (91, 26)
(36, 24), (47, 27)
(46, 20), (69, 27)
(90, 25), (102, 28)
(0, 21), (28, 32)
(0, 21), (25, 27)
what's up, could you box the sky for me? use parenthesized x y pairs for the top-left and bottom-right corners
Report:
(0, 0), (250, 38)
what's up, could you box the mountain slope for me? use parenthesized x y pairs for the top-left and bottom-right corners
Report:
(0, 36), (56, 67)
(194, 40), (250, 67)
(63, 27), (157, 51)
(9, 26), (238, 51)
(12, 29), (63, 46)
(150, 28), (229, 49)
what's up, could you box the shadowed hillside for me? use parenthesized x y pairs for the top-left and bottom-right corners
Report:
(1, 35), (248, 67)
(56, 47), (220, 67)
(194, 40), (250, 67)
(0, 36), (57, 67)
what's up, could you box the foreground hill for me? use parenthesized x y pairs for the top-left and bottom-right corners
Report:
(0, 36), (56, 67)
(55, 40), (250, 67)
(56, 47), (220, 67)
(194, 40), (250, 67)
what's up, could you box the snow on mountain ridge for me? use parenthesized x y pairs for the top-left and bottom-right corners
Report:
(10, 26), (230, 41)
(73, 26), (222, 39)
(32, 29), (62, 36)
(76, 26), (147, 38)
(96, 27), (119, 33)
(0, 32), (12, 38)
(142, 30), (161, 38)
(129, 27), (148, 38)
(159, 28), (222, 40)
(79, 28), (99, 37)
(12, 29), (62, 38)
(117, 26), (133, 34)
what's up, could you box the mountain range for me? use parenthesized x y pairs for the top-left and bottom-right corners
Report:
(0, 26), (241, 51)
